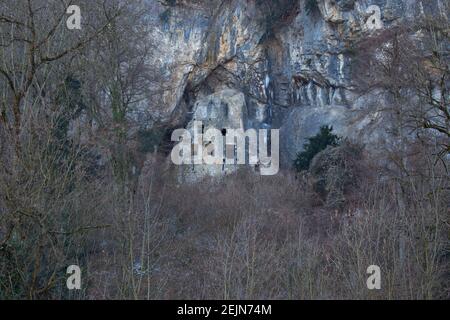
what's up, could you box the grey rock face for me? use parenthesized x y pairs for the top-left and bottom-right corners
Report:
(180, 89), (249, 182)
(142, 0), (448, 172)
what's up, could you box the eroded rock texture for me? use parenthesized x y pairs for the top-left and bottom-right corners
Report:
(143, 0), (449, 169)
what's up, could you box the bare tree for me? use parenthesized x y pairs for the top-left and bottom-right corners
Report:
(354, 16), (450, 163)
(0, 0), (130, 299)
(0, 0), (121, 153)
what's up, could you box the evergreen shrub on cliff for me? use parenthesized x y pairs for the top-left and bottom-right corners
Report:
(294, 125), (341, 172)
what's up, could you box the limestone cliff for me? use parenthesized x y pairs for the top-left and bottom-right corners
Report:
(142, 0), (449, 168)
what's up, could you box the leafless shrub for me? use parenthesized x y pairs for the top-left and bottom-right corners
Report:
(309, 140), (366, 210)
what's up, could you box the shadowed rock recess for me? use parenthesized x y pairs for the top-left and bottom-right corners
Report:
(143, 0), (448, 171)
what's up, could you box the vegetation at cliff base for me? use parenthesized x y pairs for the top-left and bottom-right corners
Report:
(294, 125), (341, 172)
